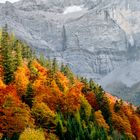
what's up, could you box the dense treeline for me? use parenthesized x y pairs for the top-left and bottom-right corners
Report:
(0, 26), (140, 140)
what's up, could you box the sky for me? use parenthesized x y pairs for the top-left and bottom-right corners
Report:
(0, 0), (20, 3)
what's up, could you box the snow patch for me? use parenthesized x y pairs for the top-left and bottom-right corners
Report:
(0, 0), (20, 3)
(63, 5), (84, 14)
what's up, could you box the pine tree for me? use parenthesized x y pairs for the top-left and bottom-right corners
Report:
(60, 63), (65, 73)
(28, 60), (39, 81)
(81, 78), (91, 94)
(95, 86), (112, 123)
(15, 41), (23, 68)
(22, 43), (32, 59)
(56, 120), (64, 140)
(52, 58), (58, 74)
(1, 25), (14, 84)
(39, 53), (46, 67)
(24, 83), (34, 108)
(89, 78), (95, 91)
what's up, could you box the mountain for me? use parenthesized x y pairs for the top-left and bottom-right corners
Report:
(0, 28), (140, 140)
(0, 0), (140, 104)
(100, 61), (140, 106)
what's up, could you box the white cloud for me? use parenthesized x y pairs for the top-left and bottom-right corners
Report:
(63, 5), (84, 14)
(0, 0), (20, 3)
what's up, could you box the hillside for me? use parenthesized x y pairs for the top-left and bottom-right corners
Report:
(0, 27), (140, 140)
(0, 0), (140, 105)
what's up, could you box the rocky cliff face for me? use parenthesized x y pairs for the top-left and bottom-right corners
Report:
(0, 0), (140, 104)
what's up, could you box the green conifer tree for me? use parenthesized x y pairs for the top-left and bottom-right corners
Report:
(24, 83), (34, 108)
(1, 25), (14, 84)
(39, 53), (46, 67)
(15, 41), (23, 68)
(89, 78), (95, 91)
(52, 58), (58, 74)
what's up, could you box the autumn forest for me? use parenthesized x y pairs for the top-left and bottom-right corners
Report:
(0, 26), (140, 140)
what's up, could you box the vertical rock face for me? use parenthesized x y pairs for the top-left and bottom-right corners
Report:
(0, 0), (140, 104)
(60, 12), (127, 80)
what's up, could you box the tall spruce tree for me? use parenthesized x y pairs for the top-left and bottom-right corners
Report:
(1, 25), (14, 84)
(52, 58), (58, 74)
(24, 83), (34, 108)
(39, 53), (46, 67)
(15, 41), (23, 68)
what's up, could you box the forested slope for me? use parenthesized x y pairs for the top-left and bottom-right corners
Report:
(0, 27), (140, 140)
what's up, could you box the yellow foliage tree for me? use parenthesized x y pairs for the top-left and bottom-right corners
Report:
(46, 133), (59, 140)
(56, 71), (69, 93)
(31, 102), (56, 128)
(95, 110), (110, 131)
(80, 95), (92, 119)
(19, 128), (45, 140)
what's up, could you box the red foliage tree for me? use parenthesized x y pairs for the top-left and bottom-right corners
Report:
(85, 92), (99, 110)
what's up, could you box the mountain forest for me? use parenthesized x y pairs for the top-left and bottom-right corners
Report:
(0, 26), (140, 140)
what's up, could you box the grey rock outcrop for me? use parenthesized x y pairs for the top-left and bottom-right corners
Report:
(0, 0), (140, 104)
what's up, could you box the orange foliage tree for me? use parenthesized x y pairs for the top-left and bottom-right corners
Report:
(0, 85), (34, 138)
(14, 65), (30, 97)
(111, 111), (134, 138)
(59, 91), (81, 114)
(129, 115), (140, 139)
(0, 78), (6, 89)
